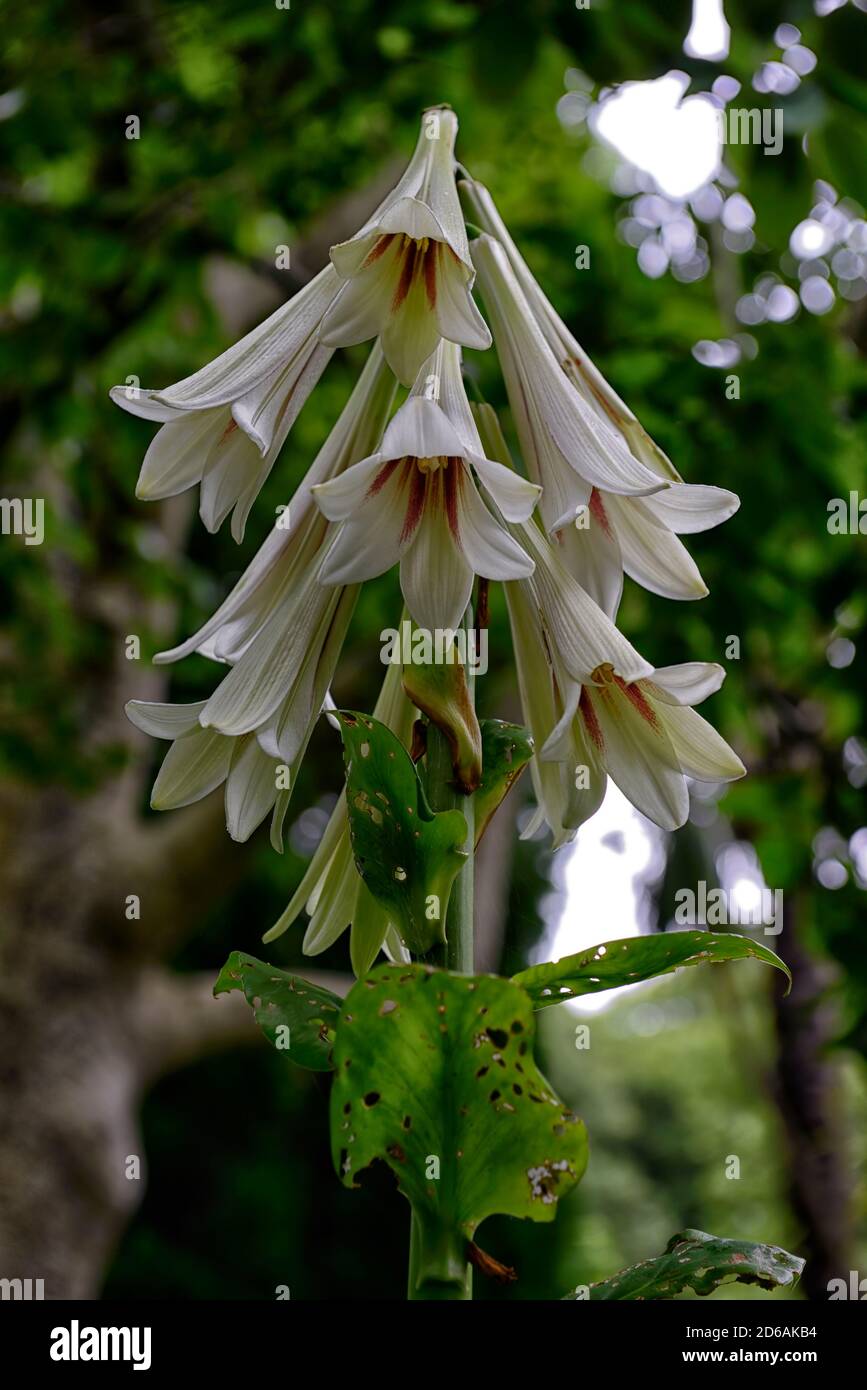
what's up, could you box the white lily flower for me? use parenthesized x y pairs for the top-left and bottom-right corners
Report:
(264, 659), (416, 978)
(470, 233), (671, 534)
(125, 344), (398, 842)
(504, 578), (589, 849)
(554, 483), (739, 620)
(540, 661), (745, 834)
(503, 530), (655, 845)
(319, 108), (491, 385)
(110, 265), (341, 541)
(125, 698), (286, 844)
(472, 400), (650, 686)
(125, 576), (359, 845)
(474, 400), (739, 840)
(461, 181), (740, 606)
(313, 340), (539, 631)
(155, 341), (395, 668)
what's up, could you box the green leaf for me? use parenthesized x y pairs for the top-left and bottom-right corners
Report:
(564, 1229), (804, 1300)
(331, 963), (588, 1295)
(474, 719), (534, 844)
(811, 104), (867, 207)
(214, 951), (341, 1071)
(513, 930), (791, 1009)
(335, 711), (469, 956)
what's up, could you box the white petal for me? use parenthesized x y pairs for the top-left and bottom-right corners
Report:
(200, 581), (340, 736)
(329, 228), (382, 279)
(198, 419), (262, 533)
(475, 386), (589, 536)
(302, 838), (357, 955)
(400, 496), (473, 631)
(603, 494), (708, 601)
(471, 453), (540, 522)
(505, 582), (598, 844)
(317, 471), (408, 585)
(642, 483), (740, 535)
(232, 341), (333, 456)
(135, 410), (223, 500)
(156, 265), (341, 411)
(583, 683), (688, 831)
(538, 679), (582, 763)
(542, 382), (668, 500)
(380, 276), (446, 387)
(263, 794), (349, 943)
(125, 700), (207, 739)
(557, 497), (624, 621)
(519, 521), (652, 683)
(156, 342), (397, 665)
(457, 472), (534, 580)
(224, 735), (278, 842)
(472, 235), (667, 499)
(228, 454), (279, 545)
(381, 396), (466, 461)
(350, 881), (391, 977)
(655, 702), (746, 782)
(257, 587), (357, 767)
(419, 339), (484, 452)
(110, 387), (187, 423)
(461, 179), (682, 484)
(332, 108), (471, 271)
(378, 195), (444, 242)
(647, 662), (726, 707)
(319, 244), (401, 348)
(271, 788), (290, 853)
(312, 452), (388, 521)
(150, 727), (233, 811)
(562, 706), (608, 828)
(433, 253), (492, 352)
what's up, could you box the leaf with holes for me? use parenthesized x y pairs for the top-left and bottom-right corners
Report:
(513, 930), (791, 1009)
(563, 1228), (804, 1300)
(474, 720), (534, 844)
(331, 963), (588, 1296)
(335, 711), (469, 956)
(214, 951), (341, 1071)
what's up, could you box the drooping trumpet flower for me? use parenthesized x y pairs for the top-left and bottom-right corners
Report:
(319, 107), (491, 385)
(313, 339), (538, 631)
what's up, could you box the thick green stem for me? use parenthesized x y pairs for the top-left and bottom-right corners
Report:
(407, 610), (476, 1300)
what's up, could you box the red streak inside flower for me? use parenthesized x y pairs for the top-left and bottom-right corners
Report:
(367, 458), (400, 497)
(392, 240), (419, 312)
(579, 687), (605, 752)
(401, 465), (426, 543)
(444, 459), (461, 541)
(614, 674), (660, 728)
(589, 488), (613, 537)
(363, 234), (395, 268)
(219, 418), (239, 443)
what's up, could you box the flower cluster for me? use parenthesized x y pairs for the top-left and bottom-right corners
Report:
(116, 106), (744, 960)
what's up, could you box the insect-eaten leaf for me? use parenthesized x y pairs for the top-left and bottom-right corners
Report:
(335, 711), (469, 956)
(214, 951), (341, 1071)
(474, 720), (533, 844)
(513, 930), (791, 1009)
(331, 964), (588, 1297)
(563, 1228), (804, 1300)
